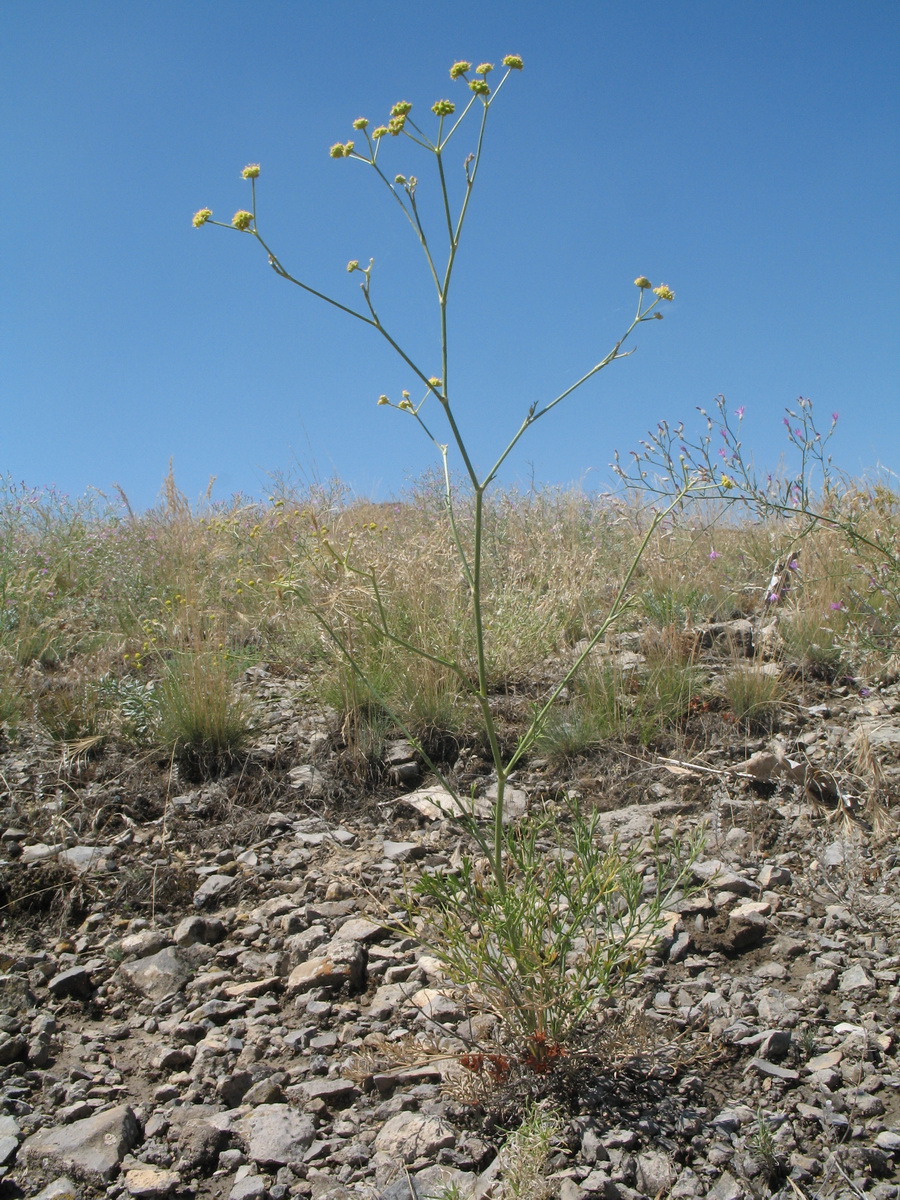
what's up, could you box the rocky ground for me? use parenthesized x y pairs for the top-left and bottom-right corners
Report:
(2, 637), (900, 1200)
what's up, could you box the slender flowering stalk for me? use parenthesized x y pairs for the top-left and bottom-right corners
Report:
(195, 56), (678, 894)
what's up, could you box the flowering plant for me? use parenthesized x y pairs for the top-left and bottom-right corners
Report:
(196, 57), (696, 1052)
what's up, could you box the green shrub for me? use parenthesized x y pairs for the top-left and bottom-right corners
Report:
(412, 807), (702, 1061)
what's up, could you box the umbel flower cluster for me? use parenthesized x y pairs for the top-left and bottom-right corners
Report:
(192, 55), (525, 231)
(328, 55), (523, 157)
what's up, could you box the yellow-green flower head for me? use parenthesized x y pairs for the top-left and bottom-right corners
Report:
(634, 276), (652, 289)
(232, 210), (253, 231)
(469, 79), (490, 96)
(330, 142), (347, 158)
(387, 116), (406, 136)
(394, 174), (407, 185)
(347, 260), (359, 272)
(378, 395), (390, 406)
(390, 101), (413, 117)
(432, 99), (455, 117)
(398, 398), (414, 411)
(428, 376), (443, 388)
(401, 390), (411, 400)
(450, 61), (471, 79)
(352, 117), (368, 130)
(653, 283), (675, 301)
(502, 54), (524, 70)
(241, 163), (260, 179)
(372, 126), (388, 139)
(192, 208), (213, 228)
(720, 474), (735, 490)
(476, 62), (494, 74)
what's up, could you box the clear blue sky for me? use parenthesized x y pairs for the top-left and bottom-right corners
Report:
(4, 1), (898, 511)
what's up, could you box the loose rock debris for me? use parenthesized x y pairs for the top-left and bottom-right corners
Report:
(1, 663), (900, 1200)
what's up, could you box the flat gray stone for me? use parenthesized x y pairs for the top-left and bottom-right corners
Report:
(193, 873), (237, 909)
(0, 1032), (27, 1064)
(381, 840), (426, 862)
(859, 722), (900, 755)
(30, 1179), (80, 1200)
(123, 1166), (182, 1197)
(636, 1147), (676, 1194)
(336, 916), (384, 943)
(373, 1111), (456, 1162)
(0, 1115), (20, 1139)
(21, 1104), (140, 1184)
(58, 844), (114, 874)
(691, 859), (755, 894)
(173, 915), (227, 947)
(119, 930), (170, 958)
(48, 966), (94, 999)
(235, 1104), (316, 1166)
(806, 1049), (843, 1073)
(380, 1166), (476, 1200)
(750, 1057), (799, 1081)
(286, 940), (366, 993)
(401, 782), (527, 824)
(119, 947), (191, 1001)
(21, 842), (63, 863)
(299, 1078), (359, 1103)
(594, 799), (684, 840)
(706, 1171), (745, 1200)
(839, 963), (876, 992)
(409, 987), (463, 1023)
(287, 764), (327, 796)
(229, 1177), (268, 1200)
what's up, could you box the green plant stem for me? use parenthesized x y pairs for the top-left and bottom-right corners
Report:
(207, 70), (677, 903)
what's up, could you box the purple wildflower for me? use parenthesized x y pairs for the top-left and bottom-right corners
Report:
(708, 549), (720, 560)
(734, 406), (745, 419)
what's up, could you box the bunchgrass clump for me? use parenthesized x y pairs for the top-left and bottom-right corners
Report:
(495, 1101), (563, 1200)
(156, 651), (255, 780)
(721, 664), (783, 733)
